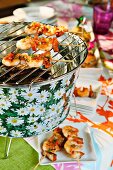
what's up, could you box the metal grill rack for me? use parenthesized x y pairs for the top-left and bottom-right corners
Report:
(0, 22), (88, 87)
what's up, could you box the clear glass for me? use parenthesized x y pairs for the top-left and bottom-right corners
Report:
(93, 4), (113, 34)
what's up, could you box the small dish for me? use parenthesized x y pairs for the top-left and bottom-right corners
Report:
(13, 6), (56, 23)
(71, 78), (102, 113)
(38, 122), (96, 165)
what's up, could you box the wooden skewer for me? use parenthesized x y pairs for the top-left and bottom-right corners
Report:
(77, 159), (81, 170)
(69, 31), (92, 34)
(52, 59), (73, 63)
(60, 43), (83, 47)
(33, 155), (45, 170)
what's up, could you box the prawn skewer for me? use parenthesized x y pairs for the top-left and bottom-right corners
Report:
(24, 22), (68, 36)
(2, 51), (52, 69)
(74, 86), (96, 98)
(41, 130), (65, 162)
(16, 36), (59, 52)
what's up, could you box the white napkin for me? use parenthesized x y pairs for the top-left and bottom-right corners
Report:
(92, 128), (113, 170)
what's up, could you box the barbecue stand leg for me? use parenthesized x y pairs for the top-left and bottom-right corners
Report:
(4, 136), (12, 159)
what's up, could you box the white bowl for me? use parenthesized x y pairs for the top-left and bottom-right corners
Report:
(13, 6), (56, 23)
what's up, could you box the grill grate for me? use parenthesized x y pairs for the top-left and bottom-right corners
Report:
(0, 22), (87, 87)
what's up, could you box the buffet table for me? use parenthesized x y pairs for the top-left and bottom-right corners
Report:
(0, 1), (113, 170)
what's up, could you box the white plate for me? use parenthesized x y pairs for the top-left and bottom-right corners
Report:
(13, 6), (56, 22)
(38, 122), (96, 165)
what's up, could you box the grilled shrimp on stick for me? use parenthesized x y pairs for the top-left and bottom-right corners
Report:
(28, 51), (52, 68)
(42, 130), (65, 162)
(16, 36), (59, 52)
(25, 22), (68, 36)
(2, 51), (52, 69)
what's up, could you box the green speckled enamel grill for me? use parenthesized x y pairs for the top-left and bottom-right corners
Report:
(0, 22), (87, 137)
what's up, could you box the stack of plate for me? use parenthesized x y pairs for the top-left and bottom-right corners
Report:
(13, 6), (57, 25)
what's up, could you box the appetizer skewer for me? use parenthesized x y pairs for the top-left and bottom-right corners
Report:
(24, 22), (68, 37)
(42, 128), (65, 161)
(2, 52), (73, 68)
(16, 36), (59, 52)
(2, 51), (52, 69)
(41, 126), (84, 162)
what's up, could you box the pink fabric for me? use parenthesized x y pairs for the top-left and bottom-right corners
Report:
(47, 1), (82, 18)
(72, 4), (83, 18)
(96, 31), (113, 53)
(54, 163), (80, 170)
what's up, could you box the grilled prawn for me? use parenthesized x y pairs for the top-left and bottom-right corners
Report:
(28, 51), (52, 68)
(16, 36), (59, 52)
(24, 22), (68, 36)
(24, 22), (44, 35)
(2, 51), (52, 68)
(62, 126), (79, 138)
(2, 53), (20, 66)
(16, 36), (33, 50)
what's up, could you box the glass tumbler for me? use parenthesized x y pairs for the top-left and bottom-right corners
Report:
(93, 5), (113, 34)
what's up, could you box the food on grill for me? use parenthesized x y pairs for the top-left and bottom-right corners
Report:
(41, 126), (84, 162)
(24, 21), (68, 36)
(28, 51), (52, 68)
(16, 36), (59, 52)
(74, 85), (96, 98)
(70, 26), (91, 42)
(81, 53), (97, 68)
(43, 25), (68, 37)
(2, 53), (20, 67)
(62, 125), (78, 138)
(25, 22), (44, 35)
(2, 51), (52, 68)
(16, 36), (33, 50)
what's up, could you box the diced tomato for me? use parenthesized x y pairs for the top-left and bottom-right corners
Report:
(52, 38), (59, 52)
(34, 22), (40, 28)
(43, 57), (52, 68)
(5, 53), (14, 61)
(31, 42), (37, 51)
